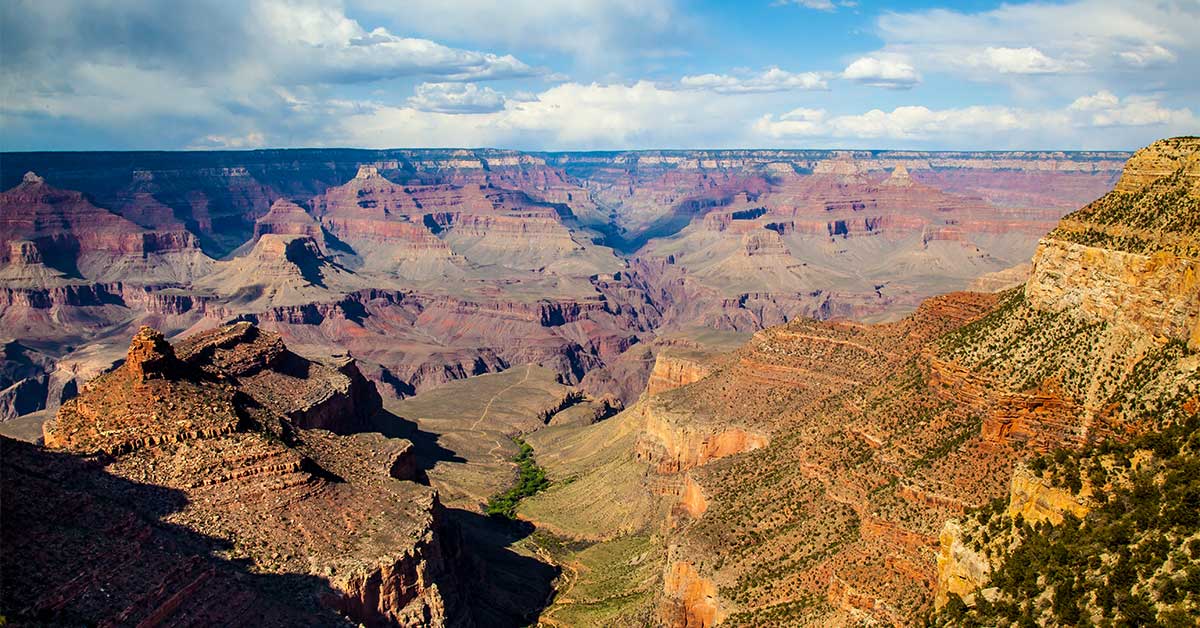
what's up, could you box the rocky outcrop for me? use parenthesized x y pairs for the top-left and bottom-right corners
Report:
(660, 561), (725, 628)
(645, 351), (712, 397)
(966, 263), (1030, 292)
(30, 324), (468, 626)
(679, 473), (708, 517)
(0, 172), (213, 283)
(1027, 137), (1200, 348)
(933, 464), (1091, 609)
(1004, 464), (1091, 525)
(633, 399), (769, 474)
(934, 520), (993, 608)
(126, 326), (183, 381)
(1026, 238), (1199, 348)
(253, 198), (326, 246)
(924, 355), (1092, 450)
(0, 436), (354, 627)
(1112, 136), (1200, 193)
(177, 321), (383, 433)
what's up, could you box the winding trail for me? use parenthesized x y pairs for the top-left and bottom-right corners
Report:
(471, 364), (534, 431)
(470, 364), (535, 459)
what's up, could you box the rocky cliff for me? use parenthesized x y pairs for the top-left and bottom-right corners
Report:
(1027, 137), (1200, 348)
(645, 350), (714, 397)
(926, 138), (1200, 625)
(22, 324), (470, 626)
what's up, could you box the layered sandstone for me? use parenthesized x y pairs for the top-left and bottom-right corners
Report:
(28, 324), (467, 626)
(0, 147), (1127, 425)
(0, 172), (213, 284)
(645, 350), (713, 397)
(1026, 137), (1200, 348)
(253, 198), (326, 247)
(932, 464), (1093, 609)
(1003, 464), (1091, 525)
(633, 397), (769, 475)
(660, 560), (726, 628)
(1027, 239), (1199, 346)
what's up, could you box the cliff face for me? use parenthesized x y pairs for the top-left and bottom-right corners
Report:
(932, 415), (1200, 625)
(645, 351), (714, 397)
(933, 463), (1094, 607)
(1004, 463), (1092, 525)
(0, 172), (213, 284)
(660, 560), (726, 628)
(24, 324), (469, 627)
(933, 519), (992, 608)
(926, 138), (1200, 625)
(1026, 137), (1200, 349)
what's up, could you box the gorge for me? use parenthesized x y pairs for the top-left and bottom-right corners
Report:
(2, 138), (1197, 626)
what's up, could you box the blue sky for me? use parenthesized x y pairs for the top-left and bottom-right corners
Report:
(2, 0), (1197, 151)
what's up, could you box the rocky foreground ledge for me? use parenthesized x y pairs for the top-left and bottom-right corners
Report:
(5, 323), (468, 626)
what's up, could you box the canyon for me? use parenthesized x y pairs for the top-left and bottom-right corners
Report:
(0, 148), (1123, 425)
(5, 140), (1198, 626)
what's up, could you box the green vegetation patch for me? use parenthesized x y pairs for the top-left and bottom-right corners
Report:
(484, 437), (550, 519)
(535, 533), (663, 627)
(932, 415), (1200, 627)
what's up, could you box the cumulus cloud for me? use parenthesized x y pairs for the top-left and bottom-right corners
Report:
(966, 47), (1082, 75)
(0, 0), (540, 148)
(333, 81), (757, 150)
(1117, 44), (1178, 68)
(842, 56), (921, 89)
(408, 83), (507, 114)
(755, 105), (1040, 141)
(1069, 91), (1196, 127)
(679, 67), (828, 93)
(1, 0), (1196, 151)
(753, 92), (1197, 148)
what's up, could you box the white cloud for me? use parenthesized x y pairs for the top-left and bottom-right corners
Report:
(192, 132), (268, 150)
(679, 67), (828, 93)
(251, 0), (538, 84)
(1117, 44), (1177, 68)
(775, 0), (836, 10)
(871, 0), (1196, 85)
(2, 0), (1196, 151)
(0, 0), (541, 148)
(334, 81), (753, 149)
(756, 105), (1043, 141)
(753, 92), (1197, 147)
(757, 108), (827, 136)
(1069, 91), (1196, 127)
(408, 83), (506, 114)
(966, 47), (1081, 75)
(842, 56), (921, 89)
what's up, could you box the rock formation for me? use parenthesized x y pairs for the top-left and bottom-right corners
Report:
(0, 171), (213, 284)
(22, 323), (466, 626)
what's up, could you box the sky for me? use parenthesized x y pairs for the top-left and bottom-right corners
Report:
(1, 0), (1197, 151)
